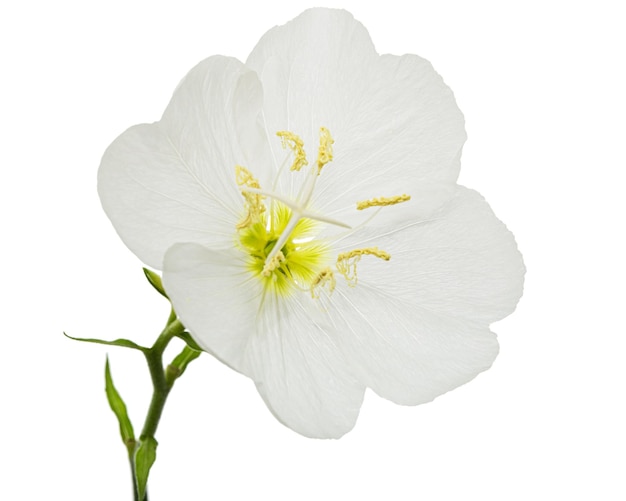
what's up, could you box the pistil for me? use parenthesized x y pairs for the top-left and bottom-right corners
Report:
(235, 126), (402, 297)
(261, 128), (338, 275)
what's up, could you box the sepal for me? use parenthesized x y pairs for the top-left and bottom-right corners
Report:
(166, 345), (202, 386)
(174, 331), (203, 352)
(143, 267), (168, 299)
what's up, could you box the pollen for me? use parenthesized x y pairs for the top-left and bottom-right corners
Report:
(310, 267), (336, 298)
(336, 247), (391, 286)
(235, 165), (266, 229)
(316, 127), (334, 173)
(276, 131), (308, 171)
(356, 194), (411, 210)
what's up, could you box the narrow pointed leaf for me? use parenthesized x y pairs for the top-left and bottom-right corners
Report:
(143, 267), (168, 299)
(134, 437), (158, 501)
(64, 332), (147, 352)
(104, 357), (135, 454)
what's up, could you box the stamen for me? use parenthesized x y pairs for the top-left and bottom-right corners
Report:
(336, 247), (391, 286)
(262, 251), (285, 277)
(316, 127), (334, 173)
(276, 131), (308, 171)
(310, 267), (336, 298)
(356, 194), (411, 210)
(235, 165), (265, 229)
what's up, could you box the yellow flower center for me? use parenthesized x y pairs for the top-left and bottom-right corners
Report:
(235, 128), (410, 299)
(237, 199), (329, 297)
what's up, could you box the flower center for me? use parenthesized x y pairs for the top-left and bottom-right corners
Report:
(236, 193), (329, 296)
(235, 128), (411, 298)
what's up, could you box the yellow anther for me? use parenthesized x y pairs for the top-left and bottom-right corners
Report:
(356, 194), (411, 210)
(336, 247), (391, 286)
(262, 251), (285, 277)
(276, 131), (308, 171)
(235, 165), (265, 229)
(316, 127), (334, 173)
(235, 164), (261, 188)
(337, 247), (391, 263)
(310, 267), (336, 299)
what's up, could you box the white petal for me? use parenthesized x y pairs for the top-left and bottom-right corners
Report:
(330, 285), (499, 405)
(246, 8), (377, 192)
(98, 56), (269, 269)
(162, 243), (260, 371)
(243, 293), (365, 438)
(323, 185), (524, 404)
(163, 242), (365, 438)
(336, 185), (525, 323)
(312, 53), (466, 228)
(246, 8), (465, 224)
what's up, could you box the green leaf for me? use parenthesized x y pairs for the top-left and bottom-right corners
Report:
(174, 331), (203, 352)
(134, 437), (158, 501)
(64, 332), (147, 352)
(143, 268), (168, 299)
(104, 357), (136, 455)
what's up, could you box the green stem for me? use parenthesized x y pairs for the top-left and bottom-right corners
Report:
(140, 317), (184, 440)
(127, 315), (186, 501)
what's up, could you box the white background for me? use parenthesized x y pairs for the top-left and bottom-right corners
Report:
(1, 1), (624, 500)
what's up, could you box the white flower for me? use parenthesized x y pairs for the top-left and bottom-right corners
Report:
(98, 8), (525, 438)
